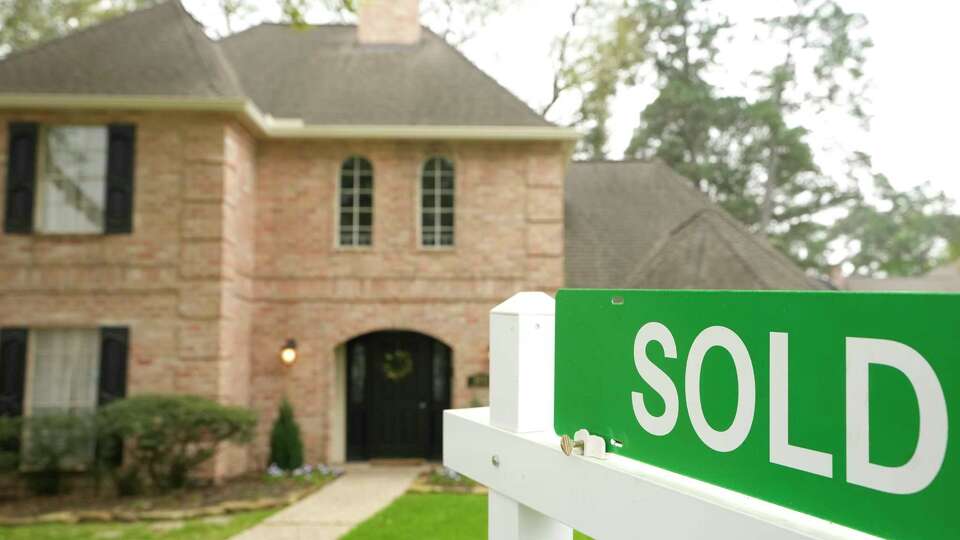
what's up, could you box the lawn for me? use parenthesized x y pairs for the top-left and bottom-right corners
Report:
(342, 493), (591, 540)
(0, 509), (275, 540)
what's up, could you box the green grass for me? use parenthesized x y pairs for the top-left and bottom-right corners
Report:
(342, 493), (591, 540)
(0, 509), (275, 540)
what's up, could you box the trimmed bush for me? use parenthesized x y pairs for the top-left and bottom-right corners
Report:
(20, 412), (97, 495)
(97, 394), (256, 491)
(269, 398), (304, 471)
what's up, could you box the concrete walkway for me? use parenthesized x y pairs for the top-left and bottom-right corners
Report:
(231, 464), (425, 540)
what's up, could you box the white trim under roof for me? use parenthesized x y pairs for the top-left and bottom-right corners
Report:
(0, 94), (581, 142)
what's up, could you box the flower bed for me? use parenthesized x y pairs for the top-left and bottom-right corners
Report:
(0, 466), (342, 526)
(408, 466), (486, 494)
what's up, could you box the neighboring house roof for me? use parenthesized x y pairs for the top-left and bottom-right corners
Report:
(0, 0), (550, 128)
(846, 261), (960, 292)
(565, 160), (818, 290)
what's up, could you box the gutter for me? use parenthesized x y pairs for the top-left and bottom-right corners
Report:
(0, 94), (581, 142)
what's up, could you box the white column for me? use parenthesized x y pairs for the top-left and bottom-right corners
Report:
(487, 292), (572, 540)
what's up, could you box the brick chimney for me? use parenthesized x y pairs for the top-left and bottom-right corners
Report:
(357, 0), (421, 45)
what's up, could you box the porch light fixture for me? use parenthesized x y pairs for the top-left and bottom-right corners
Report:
(280, 339), (298, 366)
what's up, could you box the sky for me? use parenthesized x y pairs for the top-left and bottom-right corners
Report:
(187, 0), (960, 202)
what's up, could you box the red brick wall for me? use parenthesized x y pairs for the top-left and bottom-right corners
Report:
(248, 139), (566, 466)
(0, 110), (255, 476)
(0, 110), (567, 472)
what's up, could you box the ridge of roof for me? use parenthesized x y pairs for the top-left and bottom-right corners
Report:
(420, 29), (551, 127)
(170, 0), (246, 97)
(649, 160), (815, 283)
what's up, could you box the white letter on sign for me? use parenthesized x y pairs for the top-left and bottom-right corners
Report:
(846, 337), (948, 494)
(769, 332), (833, 477)
(686, 326), (755, 452)
(632, 322), (679, 436)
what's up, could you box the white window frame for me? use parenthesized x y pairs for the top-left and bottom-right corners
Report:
(336, 156), (374, 248)
(33, 124), (109, 235)
(418, 156), (455, 249)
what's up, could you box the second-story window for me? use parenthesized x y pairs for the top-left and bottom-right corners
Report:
(338, 156), (373, 247)
(3, 122), (136, 235)
(421, 157), (454, 248)
(37, 126), (108, 234)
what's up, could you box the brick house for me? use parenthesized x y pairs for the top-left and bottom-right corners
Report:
(0, 1), (813, 477)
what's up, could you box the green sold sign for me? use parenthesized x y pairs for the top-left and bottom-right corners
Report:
(555, 289), (957, 539)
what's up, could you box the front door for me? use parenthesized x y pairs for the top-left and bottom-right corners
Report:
(346, 331), (450, 460)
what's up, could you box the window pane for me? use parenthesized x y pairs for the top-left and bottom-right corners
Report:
(440, 194), (454, 208)
(422, 212), (435, 227)
(440, 176), (454, 190)
(423, 231), (435, 245)
(39, 126), (108, 234)
(440, 212), (453, 227)
(339, 157), (373, 247)
(422, 194), (434, 209)
(440, 231), (454, 246)
(440, 159), (454, 175)
(423, 175), (435, 191)
(27, 329), (100, 467)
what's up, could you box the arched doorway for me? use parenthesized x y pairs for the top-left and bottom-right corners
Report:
(345, 331), (451, 461)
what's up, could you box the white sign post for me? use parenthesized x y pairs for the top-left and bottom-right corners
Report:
(443, 292), (881, 540)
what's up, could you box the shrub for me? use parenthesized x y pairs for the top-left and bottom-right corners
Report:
(269, 398), (304, 471)
(20, 412), (97, 495)
(0, 416), (21, 473)
(97, 394), (256, 492)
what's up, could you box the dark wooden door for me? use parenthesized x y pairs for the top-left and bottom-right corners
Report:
(347, 331), (450, 460)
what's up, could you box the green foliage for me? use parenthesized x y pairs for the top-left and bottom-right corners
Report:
(831, 175), (960, 277)
(97, 395), (256, 492)
(0, 0), (161, 55)
(0, 416), (20, 472)
(20, 412), (98, 496)
(268, 398), (304, 471)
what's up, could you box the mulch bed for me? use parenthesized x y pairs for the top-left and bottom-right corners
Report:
(409, 468), (486, 495)
(0, 473), (338, 525)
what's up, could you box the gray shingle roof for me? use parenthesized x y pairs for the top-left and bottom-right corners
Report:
(0, 0), (551, 127)
(218, 24), (550, 126)
(0, 1), (244, 98)
(565, 160), (818, 290)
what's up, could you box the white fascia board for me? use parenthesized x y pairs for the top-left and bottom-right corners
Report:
(0, 94), (581, 142)
(444, 407), (879, 540)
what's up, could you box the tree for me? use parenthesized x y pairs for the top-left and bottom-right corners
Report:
(269, 398), (305, 471)
(0, 0), (161, 56)
(751, 0), (872, 233)
(831, 174), (960, 277)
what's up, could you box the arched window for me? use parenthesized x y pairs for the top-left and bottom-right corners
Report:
(338, 156), (373, 246)
(421, 157), (454, 247)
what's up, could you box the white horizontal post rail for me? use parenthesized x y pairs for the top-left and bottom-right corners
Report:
(444, 292), (881, 540)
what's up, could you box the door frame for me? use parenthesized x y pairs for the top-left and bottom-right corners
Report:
(345, 330), (452, 461)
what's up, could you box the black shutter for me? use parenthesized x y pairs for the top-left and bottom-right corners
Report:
(4, 123), (38, 234)
(104, 125), (135, 234)
(0, 329), (27, 417)
(98, 327), (128, 406)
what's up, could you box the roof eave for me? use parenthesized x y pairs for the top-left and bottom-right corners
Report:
(0, 94), (581, 142)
